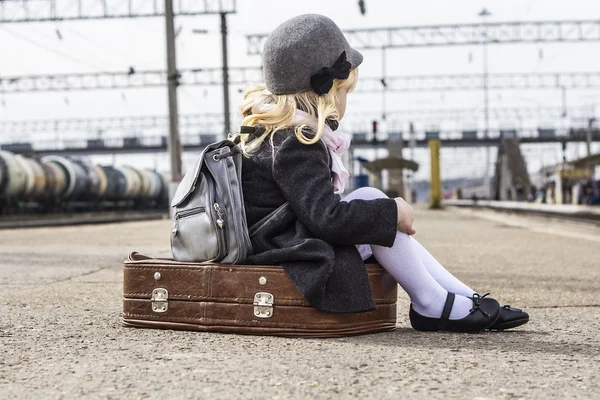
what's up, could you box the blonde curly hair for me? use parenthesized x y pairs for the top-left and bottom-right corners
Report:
(233, 68), (358, 155)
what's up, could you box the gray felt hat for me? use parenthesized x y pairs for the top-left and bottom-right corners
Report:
(263, 14), (363, 95)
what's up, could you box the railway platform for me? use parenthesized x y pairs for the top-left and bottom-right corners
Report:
(446, 199), (600, 225)
(1, 206), (599, 398)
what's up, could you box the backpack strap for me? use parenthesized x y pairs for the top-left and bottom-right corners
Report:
(213, 144), (241, 160)
(240, 125), (256, 134)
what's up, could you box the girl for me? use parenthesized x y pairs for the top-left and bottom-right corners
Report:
(236, 14), (528, 332)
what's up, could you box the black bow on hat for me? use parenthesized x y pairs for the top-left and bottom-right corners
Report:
(310, 51), (352, 96)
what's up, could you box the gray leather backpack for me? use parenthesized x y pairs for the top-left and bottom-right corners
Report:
(170, 140), (253, 264)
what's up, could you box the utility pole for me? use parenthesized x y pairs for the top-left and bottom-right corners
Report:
(561, 86), (568, 118)
(479, 8), (491, 198)
(165, 0), (182, 200)
(409, 122), (416, 162)
(409, 121), (416, 202)
(587, 117), (596, 156)
(381, 46), (387, 121)
(560, 86), (568, 137)
(221, 12), (231, 137)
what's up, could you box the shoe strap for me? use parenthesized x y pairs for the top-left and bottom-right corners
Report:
(437, 292), (455, 330)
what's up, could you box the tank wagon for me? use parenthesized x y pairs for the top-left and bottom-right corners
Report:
(0, 151), (167, 214)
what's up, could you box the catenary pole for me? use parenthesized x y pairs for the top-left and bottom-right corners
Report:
(165, 0), (183, 201)
(480, 8), (491, 198)
(221, 12), (231, 137)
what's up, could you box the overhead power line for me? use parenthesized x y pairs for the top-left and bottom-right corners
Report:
(0, 25), (107, 71)
(2, 69), (599, 93)
(63, 26), (141, 66)
(0, 67), (264, 92)
(246, 20), (600, 54)
(1, 23), (142, 71)
(357, 72), (600, 92)
(2, 107), (596, 134)
(354, 106), (597, 121)
(0, 113), (224, 132)
(0, 0), (236, 23)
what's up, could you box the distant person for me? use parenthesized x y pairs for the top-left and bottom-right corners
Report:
(235, 14), (528, 332)
(539, 187), (547, 203)
(577, 181), (585, 205)
(516, 185), (525, 202)
(588, 181), (600, 206)
(456, 188), (462, 200)
(529, 184), (537, 202)
(583, 181), (592, 205)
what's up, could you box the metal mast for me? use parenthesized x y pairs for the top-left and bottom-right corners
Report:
(165, 0), (182, 196)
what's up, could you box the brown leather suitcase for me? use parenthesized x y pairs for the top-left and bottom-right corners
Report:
(122, 252), (398, 338)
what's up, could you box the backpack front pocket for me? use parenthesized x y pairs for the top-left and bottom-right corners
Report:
(171, 206), (224, 262)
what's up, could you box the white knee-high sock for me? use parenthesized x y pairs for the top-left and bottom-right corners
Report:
(371, 232), (474, 320)
(341, 187), (474, 319)
(410, 238), (475, 298)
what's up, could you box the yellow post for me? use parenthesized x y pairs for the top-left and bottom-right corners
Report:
(429, 139), (442, 209)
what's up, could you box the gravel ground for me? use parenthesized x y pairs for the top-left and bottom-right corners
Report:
(1, 207), (599, 399)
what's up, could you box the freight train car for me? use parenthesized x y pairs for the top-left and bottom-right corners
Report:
(0, 151), (167, 215)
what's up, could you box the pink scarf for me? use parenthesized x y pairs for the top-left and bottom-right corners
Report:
(293, 110), (351, 194)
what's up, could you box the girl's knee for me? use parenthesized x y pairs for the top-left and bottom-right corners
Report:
(351, 187), (388, 201)
(394, 231), (411, 242)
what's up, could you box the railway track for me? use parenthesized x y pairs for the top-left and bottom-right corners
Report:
(445, 199), (600, 227)
(0, 210), (168, 229)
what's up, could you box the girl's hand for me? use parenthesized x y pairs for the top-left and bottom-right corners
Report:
(394, 197), (416, 235)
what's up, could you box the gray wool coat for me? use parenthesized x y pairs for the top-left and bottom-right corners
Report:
(241, 126), (398, 313)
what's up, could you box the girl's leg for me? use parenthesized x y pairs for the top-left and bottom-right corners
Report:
(344, 188), (475, 298)
(370, 231), (473, 319)
(343, 188), (473, 319)
(409, 237), (474, 298)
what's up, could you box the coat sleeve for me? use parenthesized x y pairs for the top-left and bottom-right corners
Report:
(272, 133), (398, 247)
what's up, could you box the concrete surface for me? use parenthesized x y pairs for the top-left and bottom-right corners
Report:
(0, 210), (168, 229)
(445, 199), (600, 224)
(1, 207), (599, 399)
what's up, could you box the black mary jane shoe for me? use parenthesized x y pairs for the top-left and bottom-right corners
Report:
(409, 293), (500, 333)
(488, 305), (529, 330)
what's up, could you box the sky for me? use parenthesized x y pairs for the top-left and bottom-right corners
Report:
(0, 0), (599, 181)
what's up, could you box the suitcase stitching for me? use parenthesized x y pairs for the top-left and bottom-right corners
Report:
(122, 313), (396, 328)
(205, 267), (211, 321)
(124, 266), (287, 273)
(123, 293), (310, 303)
(123, 293), (397, 303)
(124, 266), (387, 275)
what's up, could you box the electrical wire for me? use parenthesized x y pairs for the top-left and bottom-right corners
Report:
(180, 86), (208, 105)
(62, 25), (143, 69)
(0, 25), (107, 72)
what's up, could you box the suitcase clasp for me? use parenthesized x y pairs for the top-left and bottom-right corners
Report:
(253, 292), (274, 319)
(151, 288), (169, 313)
